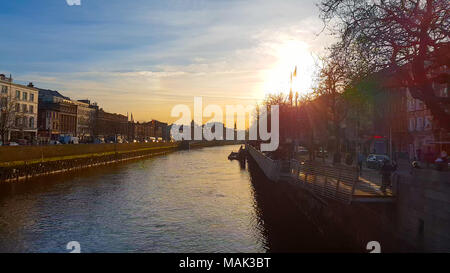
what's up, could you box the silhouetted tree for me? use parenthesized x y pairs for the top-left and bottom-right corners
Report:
(319, 0), (450, 129)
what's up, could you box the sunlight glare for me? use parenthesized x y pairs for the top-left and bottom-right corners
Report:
(262, 40), (316, 99)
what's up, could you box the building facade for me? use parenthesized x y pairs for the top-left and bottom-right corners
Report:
(407, 79), (449, 161)
(95, 109), (128, 142)
(37, 89), (78, 142)
(128, 120), (169, 142)
(372, 85), (409, 157)
(74, 100), (97, 142)
(0, 74), (38, 143)
(151, 120), (169, 141)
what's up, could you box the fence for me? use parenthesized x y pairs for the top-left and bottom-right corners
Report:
(290, 160), (359, 203)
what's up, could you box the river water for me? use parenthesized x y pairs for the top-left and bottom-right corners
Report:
(0, 145), (337, 253)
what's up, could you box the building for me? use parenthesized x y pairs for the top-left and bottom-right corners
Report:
(128, 119), (170, 142)
(372, 86), (409, 157)
(37, 89), (78, 142)
(151, 120), (169, 141)
(368, 50), (449, 161)
(0, 74), (38, 143)
(95, 109), (128, 142)
(406, 75), (449, 161)
(355, 66), (410, 159)
(128, 121), (151, 142)
(74, 99), (97, 142)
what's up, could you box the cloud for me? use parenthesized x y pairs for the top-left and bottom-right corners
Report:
(1, 0), (334, 122)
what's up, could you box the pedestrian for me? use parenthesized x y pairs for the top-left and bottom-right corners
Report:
(380, 159), (396, 194)
(357, 152), (364, 175)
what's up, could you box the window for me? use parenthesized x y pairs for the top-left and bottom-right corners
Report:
(1, 85), (7, 93)
(29, 117), (34, 129)
(23, 116), (28, 128)
(424, 116), (432, 130)
(416, 117), (423, 131)
(29, 105), (34, 113)
(0, 97), (7, 107)
(409, 118), (415, 132)
(22, 104), (27, 113)
(22, 92), (28, 101)
(416, 99), (424, 110)
(30, 93), (35, 102)
(15, 90), (20, 99)
(442, 85), (448, 98)
(15, 103), (20, 112)
(408, 99), (415, 112)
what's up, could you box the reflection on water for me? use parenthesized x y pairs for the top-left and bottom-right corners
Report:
(0, 145), (337, 253)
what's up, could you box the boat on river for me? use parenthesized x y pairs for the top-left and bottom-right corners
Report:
(228, 145), (247, 161)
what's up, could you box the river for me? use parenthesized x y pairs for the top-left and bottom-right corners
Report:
(0, 145), (339, 253)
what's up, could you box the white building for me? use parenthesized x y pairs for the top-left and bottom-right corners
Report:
(73, 99), (97, 141)
(0, 74), (38, 143)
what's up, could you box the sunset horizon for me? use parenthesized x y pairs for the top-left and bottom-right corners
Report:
(0, 0), (332, 123)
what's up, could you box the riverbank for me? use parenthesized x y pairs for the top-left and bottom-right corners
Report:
(0, 141), (246, 183)
(0, 142), (180, 183)
(188, 140), (245, 150)
(0, 142), (179, 167)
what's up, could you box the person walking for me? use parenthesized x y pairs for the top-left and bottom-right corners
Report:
(357, 152), (364, 175)
(380, 159), (396, 194)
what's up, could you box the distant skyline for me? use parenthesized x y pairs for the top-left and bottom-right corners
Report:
(0, 0), (333, 123)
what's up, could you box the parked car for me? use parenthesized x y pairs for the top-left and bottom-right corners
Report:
(49, 140), (62, 145)
(316, 149), (328, 158)
(17, 139), (28, 145)
(366, 154), (390, 169)
(7, 142), (19, 146)
(297, 146), (308, 155)
(94, 138), (105, 144)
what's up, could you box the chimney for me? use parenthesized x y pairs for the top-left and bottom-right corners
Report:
(28, 82), (34, 88)
(0, 74), (5, 81)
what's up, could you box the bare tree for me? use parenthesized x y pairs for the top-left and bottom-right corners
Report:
(0, 93), (23, 144)
(313, 55), (350, 162)
(319, 0), (450, 129)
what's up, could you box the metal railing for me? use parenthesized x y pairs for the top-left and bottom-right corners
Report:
(289, 160), (359, 203)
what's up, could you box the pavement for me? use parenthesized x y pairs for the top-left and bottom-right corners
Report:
(295, 154), (395, 197)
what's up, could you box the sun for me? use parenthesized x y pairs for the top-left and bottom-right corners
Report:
(261, 40), (317, 99)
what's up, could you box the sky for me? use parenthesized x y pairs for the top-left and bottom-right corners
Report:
(0, 0), (333, 123)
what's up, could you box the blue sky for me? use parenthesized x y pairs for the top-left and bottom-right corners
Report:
(0, 0), (333, 122)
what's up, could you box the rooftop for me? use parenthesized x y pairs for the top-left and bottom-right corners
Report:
(38, 88), (71, 100)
